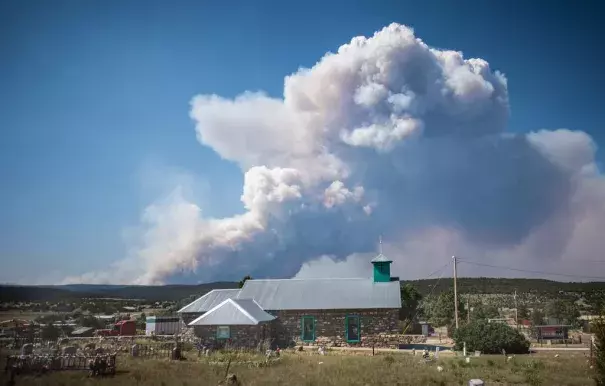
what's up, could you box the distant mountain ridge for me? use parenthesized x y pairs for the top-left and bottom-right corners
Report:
(2, 278), (605, 303)
(0, 282), (239, 302)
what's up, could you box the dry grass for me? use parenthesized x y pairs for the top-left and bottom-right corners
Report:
(0, 350), (594, 385)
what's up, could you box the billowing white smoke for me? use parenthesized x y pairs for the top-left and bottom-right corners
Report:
(64, 23), (605, 285)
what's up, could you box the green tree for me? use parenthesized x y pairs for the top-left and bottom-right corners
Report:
(136, 312), (147, 330)
(79, 315), (104, 329)
(238, 275), (252, 288)
(40, 323), (61, 341)
(545, 299), (580, 326)
(517, 304), (530, 319)
(531, 309), (545, 326)
(471, 304), (500, 321)
(529, 309), (545, 339)
(399, 284), (422, 322)
(592, 315), (605, 385)
(425, 290), (465, 327)
(453, 320), (530, 354)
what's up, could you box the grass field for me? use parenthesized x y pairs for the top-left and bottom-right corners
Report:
(0, 350), (595, 385)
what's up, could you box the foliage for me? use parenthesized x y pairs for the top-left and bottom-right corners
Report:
(136, 312), (147, 330)
(517, 304), (530, 319)
(399, 283), (422, 322)
(453, 320), (530, 354)
(40, 323), (61, 341)
(238, 275), (252, 289)
(530, 309), (545, 326)
(545, 299), (580, 326)
(424, 290), (465, 327)
(470, 304), (500, 321)
(2, 278), (605, 304)
(79, 315), (105, 329)
(402, 277), (605, 297)
(592, 316), (605, 385)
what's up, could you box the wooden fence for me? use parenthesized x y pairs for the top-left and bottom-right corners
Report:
(4, 353), (116, 375)
(132, 342), (178, 358)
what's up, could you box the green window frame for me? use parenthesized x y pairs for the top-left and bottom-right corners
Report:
(345, 315), (361, 342)
(301, 316), (315, 342)
(216, 325), (230, 339)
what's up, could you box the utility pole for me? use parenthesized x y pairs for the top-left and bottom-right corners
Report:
(453, 255), (459, 329)
(514, 289), (518, 329)
(467, 296), (470, 324)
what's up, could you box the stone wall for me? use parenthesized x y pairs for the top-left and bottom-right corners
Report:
(193, 322), (274, 349)
(184, 308), (427, 349)
(271, 308), (407, 348)
(180, 312), (204, 325)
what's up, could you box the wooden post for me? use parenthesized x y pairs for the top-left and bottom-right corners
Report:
(514, 290), (518, 330)
(453, 256), (459, 329)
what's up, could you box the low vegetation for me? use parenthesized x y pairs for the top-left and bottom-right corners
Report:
(0, 351), (593, 386)
(453, 320), (530, 354)
(592, 316), (605, 385)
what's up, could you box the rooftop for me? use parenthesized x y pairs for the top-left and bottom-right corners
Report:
(189, 298), (275, 326)
(370, 253), (392, 263)
(178, 289), (241, 313)
(237, 277), (401, 310)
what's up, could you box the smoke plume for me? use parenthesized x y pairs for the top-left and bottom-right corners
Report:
(64, 23), (605, 285)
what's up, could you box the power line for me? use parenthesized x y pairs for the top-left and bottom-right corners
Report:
(424, 262), (452, 279)
(457, 259), (605, 281)
(402, 261), (451, 334)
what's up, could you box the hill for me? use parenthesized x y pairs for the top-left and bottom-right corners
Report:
(403, 277), (605, 295)
(3, 277), (605, 303)
(0, 282), (239, 302)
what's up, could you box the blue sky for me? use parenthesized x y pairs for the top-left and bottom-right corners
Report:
(0, 0), (603, 284)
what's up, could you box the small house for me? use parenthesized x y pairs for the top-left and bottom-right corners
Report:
(145, 316), (181, 336)
(189, 298), (275, 348)
(535, 325), (571, 340)
(179, 250), (402, 348)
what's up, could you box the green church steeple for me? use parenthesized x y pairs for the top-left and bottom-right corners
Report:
(371, 236), (392, 282)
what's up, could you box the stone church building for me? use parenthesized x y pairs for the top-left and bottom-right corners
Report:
(178, 252), (402, 348)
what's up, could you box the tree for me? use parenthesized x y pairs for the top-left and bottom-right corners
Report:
(517, 304), (530, 319)
(79, 315), (104, 329)
(471, 304), (500, 321)
(531, 309), (545, 326)
(425, 290), (465, 327)
(399, 284), (422, 322)
(592, 315), (605, 385)
(40, 323), (61, 341)
(136, 312), (147, 330)
(453, 320), (530, 354)
(545, 299), (580, 326)
(238, 275), (252, 288)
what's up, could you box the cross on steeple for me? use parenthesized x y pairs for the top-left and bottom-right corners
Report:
(371, 235), (392, 282)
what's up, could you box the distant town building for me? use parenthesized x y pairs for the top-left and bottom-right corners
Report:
(535, 325), (570, 340)
(145, 316), (181, 335)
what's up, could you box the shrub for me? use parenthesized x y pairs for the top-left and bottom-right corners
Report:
(452, 320), (530, 354)
(591, 316), (605, 385)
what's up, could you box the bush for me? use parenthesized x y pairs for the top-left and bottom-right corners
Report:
(40, 323), (61, 341)
(452, 320), (530, 354)
(591, 316), (605, 385)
